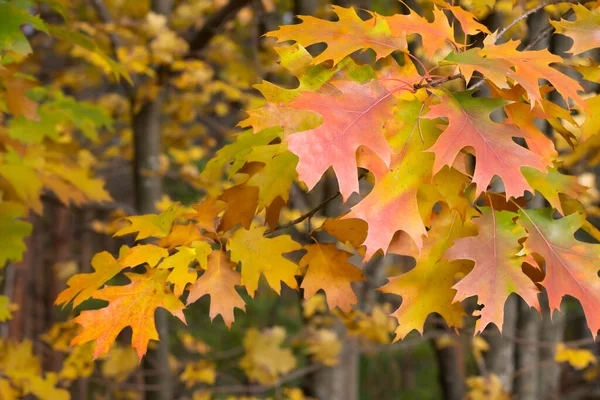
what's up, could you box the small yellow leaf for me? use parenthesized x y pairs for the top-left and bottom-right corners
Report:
(240, 327), (296, 384)
(228, 226), (302, 296)
(555, 342), (597, 370)
(181, 360), (216, 388)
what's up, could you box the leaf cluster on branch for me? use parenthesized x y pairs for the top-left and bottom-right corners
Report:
(42, 0), (600, 368)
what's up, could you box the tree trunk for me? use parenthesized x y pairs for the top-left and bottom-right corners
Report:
(134, 95), (172, 400)
(485, 295), (518, 392)
(514, 298), (541, 400)
(310, 324), (360, 400)
(538, 295), (565, 399)
(133, 3), (172, 397)
(434, 334), (465, 400)
(9, 214), (33, 341)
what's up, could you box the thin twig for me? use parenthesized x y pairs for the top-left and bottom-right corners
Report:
(268, 192), (341, 234)
(524, 8), (575, 51)
(414, 73), (464, 90)
(186, 0), (253, 56)
(495, 0), (578, 43)
(469, 3), (577, 90)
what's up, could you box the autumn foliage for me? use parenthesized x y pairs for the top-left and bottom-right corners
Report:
(3, 0), (600, 398)
(49, 0), (600, 356)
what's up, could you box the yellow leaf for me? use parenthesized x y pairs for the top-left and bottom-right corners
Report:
(303, 293), (327, 318)
(304, 329), (341, 366)
(115, 204), (183, 241)
(247, 151), (298, 210)
(0, 157), (43, 213)
(181, 360), (216, 388)
(101, 345), (139, 382)
(472, 336), (489, 365)
(555, 343), (597, 370)
(0, 295), (17, 322)
(228, 226), (302, 296)
(59, 343), (94, 380)
(179, 333), (211, 355)
(380, 209), (474, 339)
(466, 374), (509, 400)
(0, 379), (18, 400)
(0, 201), (31, 267)
(157, 246), (199, 297)
(240, 327), (296, 384)
(25, 373), (69, 400)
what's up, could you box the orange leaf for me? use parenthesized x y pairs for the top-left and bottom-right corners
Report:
(266, 6), (406, 66)
(71, 269), (186, 359)
(425, 91), (549, 198)
(518, 209), (600, 337)
(299, 243), (365, 312)
(187, 251), (245, 328)
(447, 207), (540, 333)
(551, 4), (600, 55)
(380, 6), (455, 57)
(286, 78), (396, 201)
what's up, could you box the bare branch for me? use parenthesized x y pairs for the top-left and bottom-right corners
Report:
(524, 8), (575, 50)
(495, 0), (578, 43)
(268, 192), (341, 234)
(187, 0), (253, 56)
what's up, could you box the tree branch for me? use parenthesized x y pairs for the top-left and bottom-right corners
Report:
(469, 3), (577, 90)
(90, 0), (123, 51)
(414, 73), (464, 90)
(268, 192), (341, 234)
(495, 0), (578, 43)
(523, 8), (575, 50)
(187, 0), (253, 56)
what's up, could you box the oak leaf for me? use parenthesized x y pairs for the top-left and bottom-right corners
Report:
(299, 243), (364, 312)
(114, 204), (183, 241)
(218, 184), (259, 231)
(239, 327), (296, 384)
(518, 209), (600, 337)
(71, 268), (187, 359)
(522, 167), (587, 215)
(0, 202), (32, 267)
(551, 4), (600, 55)
(444, 43), (585, 109)
(266, 6), (406, 66)
(185, 197), (226, 233)
(380, 6), (455, 57)
(247, 151), (298, 210)
(447, 207), (540, 333)
(426, 91), (549, 198)
(345, 96), (437, 259)
(157, 246), (202, 297)
(286, 78), (396, 200)
(381, 209), (474, 339)
(56, 250), (122, 308)
(187, 251), (245, 328)
(228, 226), (302, 297)
(56, 245), (168, 308)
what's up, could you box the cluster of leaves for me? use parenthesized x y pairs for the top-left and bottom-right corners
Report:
(53, 0), (600, 376)
(0, 0), (134, 396)
(56, 0), (270, 187)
